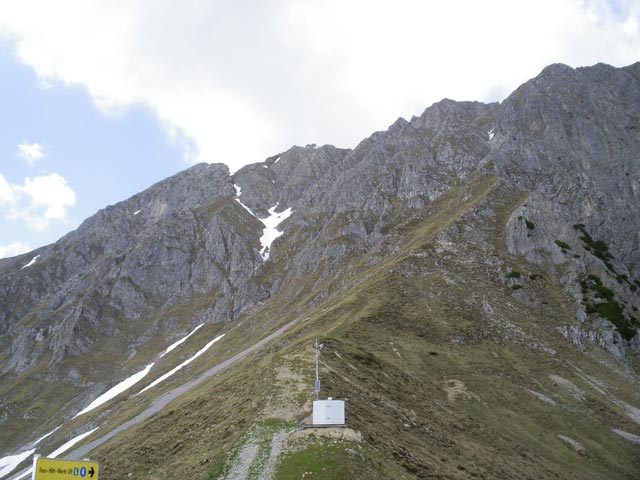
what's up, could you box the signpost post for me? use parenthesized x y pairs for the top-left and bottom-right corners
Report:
(33, 457), (98, 479)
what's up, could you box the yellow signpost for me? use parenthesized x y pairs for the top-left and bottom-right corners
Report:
(34, 457), (98, 479)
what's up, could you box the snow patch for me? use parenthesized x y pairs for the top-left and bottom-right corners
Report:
(233, 184), (259, 217)
(232, 191), (293, 260)
(133, 210), (141, 215)
(488, 128), (495, 140)
(137, 334), (225, 394)
(34, 426), (62, 446)
(0, 449), (35, 478)
(236, 198), (257, 217)
(49, 428), (99, 458)
(273, 156), (281, 164)
(259, 204), (293, 261)
(161, 324), (205, 358)
(73, 363), (155, 418)
(20, 255), (40, 269)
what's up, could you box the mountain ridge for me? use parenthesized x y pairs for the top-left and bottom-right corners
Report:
(1, 60), (640, 479)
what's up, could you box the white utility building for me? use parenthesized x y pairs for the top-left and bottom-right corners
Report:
(311, 339), (346, 426)
(312, 397), (345, 425)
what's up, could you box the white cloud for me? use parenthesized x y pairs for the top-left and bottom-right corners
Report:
(17, 142), (45, 166)
(0, 173), (76, 230)
(0, 174), (13, 204)
(0, 241), (31, 259)
(0, 1), (639, 172)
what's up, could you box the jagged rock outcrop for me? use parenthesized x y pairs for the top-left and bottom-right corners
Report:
(0, 163), (269, 375)
(1, 61), (639, 457)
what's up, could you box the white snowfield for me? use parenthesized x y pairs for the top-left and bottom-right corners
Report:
(0, 450), (34, 478)
(73, 363), (155, 418)
(33, 426), (62, 446)
(161, 323), (205, 357)
(4, 316), (300, 480)
(0, 327), (227, 479)
(259, 205), (293, 260)
(72, 323), (206, 418)
(233, 184), (293, 260)
(137, 333), (225, 395)
(233, 184), (257, 215)
(20, 255), (39, 270)
(5, 428), (101, 480)
(0, 426), (63, 478)
(49, 428), (99, 458)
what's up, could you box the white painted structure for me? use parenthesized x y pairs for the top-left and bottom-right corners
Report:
(312, 397), (345, 425)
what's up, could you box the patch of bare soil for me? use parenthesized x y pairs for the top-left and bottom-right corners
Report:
(442, 379), (479, 402)
(225, 438), (260, 480)
(260, 361), (311, 422)
(289, 427), (362, 442)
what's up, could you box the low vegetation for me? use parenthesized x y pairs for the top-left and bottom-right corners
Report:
(81, 180), (640, 479)
(580, 274), (637, 341)
(573, 224), (616, 273)
(554, 239), (572, 252)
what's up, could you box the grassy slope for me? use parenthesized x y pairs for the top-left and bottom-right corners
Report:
(44, 174), (640, 479)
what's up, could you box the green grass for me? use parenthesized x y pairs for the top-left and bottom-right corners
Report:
(12, 176), (640, 479)
(275, 441), (388, 480)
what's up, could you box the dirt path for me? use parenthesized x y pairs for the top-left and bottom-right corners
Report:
(8, 318), (302, 480)
(256, 430), (289, 480)
(224, 428), (291, 480)
(225, 439), (261, 480)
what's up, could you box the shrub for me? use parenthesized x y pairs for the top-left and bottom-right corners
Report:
(554, 240), (572, 251)
(507, 271), (521, 279)
(525, 220), (535, 230)
(582, 273), (636, 341)
(594, 300), (635, 340)
(574, 224), (614, 264)
(616, 274), (628, 285)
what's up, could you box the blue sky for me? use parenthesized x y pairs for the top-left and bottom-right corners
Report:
(0, 0), (639, 258)
(0, 41), (184, 257)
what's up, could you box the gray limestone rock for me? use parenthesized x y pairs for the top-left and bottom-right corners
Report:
(1, 62), (639, 452)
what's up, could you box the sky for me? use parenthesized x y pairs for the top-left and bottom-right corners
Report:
(0, 0), (639, 259)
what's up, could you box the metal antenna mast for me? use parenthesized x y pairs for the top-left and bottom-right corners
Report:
(314, 338), (321, 400)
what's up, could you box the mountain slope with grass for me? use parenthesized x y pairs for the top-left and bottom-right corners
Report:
(1, 61), (640, 479)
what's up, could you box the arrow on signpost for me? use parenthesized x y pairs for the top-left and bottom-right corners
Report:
(89, 466), (95, 478)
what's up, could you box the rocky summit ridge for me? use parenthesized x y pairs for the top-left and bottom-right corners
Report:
(1, 61), (640, 479)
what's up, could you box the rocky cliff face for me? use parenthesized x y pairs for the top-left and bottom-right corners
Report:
(1, 61), (639, 458)
(0, 163), (272, 373)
